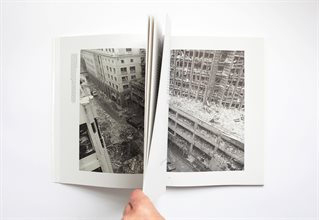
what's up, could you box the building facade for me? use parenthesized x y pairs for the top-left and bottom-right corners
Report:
(170, 50), (245, 109)
(168, 105), (244, 171)
(79, 74), (113, 173)
(130, 78), (145, 109)
(81, 48), (145, 107)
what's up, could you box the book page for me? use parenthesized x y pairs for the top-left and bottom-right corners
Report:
(146, 17), (163, 161)
(143, 16), (153, 168)
(53, 34), (147, 188)
(165, 36), (264, 186)
(143, 16), (170, 201)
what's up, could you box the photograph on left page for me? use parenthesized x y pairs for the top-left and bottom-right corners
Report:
(79, 48), (146, 174)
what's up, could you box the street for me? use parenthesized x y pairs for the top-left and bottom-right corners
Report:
(86, 77), (144, 173)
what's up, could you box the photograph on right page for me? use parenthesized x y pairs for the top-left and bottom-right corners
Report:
(167, 50), (245, 172)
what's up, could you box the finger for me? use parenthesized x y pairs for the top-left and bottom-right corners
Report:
(129, 189), (148, 207)
(123, 202), (133, 216)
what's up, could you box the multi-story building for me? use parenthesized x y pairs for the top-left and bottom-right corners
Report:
(130, 78), (145, 109)
(170, 50), (245, 109)
(168, 105), (244, 171)
(81, 48), (145, 107)
(79, 74), (113, 173)
(168, 50), (245, 171)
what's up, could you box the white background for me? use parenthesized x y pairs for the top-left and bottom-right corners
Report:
(1, 1), (318, 219)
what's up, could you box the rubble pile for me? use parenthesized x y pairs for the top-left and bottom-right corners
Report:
(122, 154), (144, 174)
(94, 93), (143, 174)
(106, 141), (143, 173)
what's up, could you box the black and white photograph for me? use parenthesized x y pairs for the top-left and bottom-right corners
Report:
(167, 50), (245, 172)
(79, 48), (146, 174)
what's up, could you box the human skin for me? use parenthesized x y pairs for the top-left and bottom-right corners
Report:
(122, 189), (164, 220)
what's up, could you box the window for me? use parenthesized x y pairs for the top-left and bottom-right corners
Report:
(130, 66), (136, 73)
(116, 85), (118, 89)
(122, 76), (128, 82)
(221, 53), (227, 61)
(131, 75), (136, 79)
(79, 124), (95, 159)
(123, 84), (129, 89)
(113, 68), (115, 73)
(114, 77), (117, 81)
(126, 48), (132, 52)
(106, 66), (109, 71)
(130, 59), (134, 63)
(108, 74), (110, 78)
(111, 76), (113, 80)
(112, 48), (114, 52)
(121, 60), (124, 64)
(121, 67), (127, 74)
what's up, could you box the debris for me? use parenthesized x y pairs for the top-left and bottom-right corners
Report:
(170, 96), (244, 142)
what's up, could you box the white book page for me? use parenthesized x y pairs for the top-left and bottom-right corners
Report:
(146, 18), (163, 161)
(143, 17), (170, 201)
(144, 17), (153, 168)
(53, 34), (147, 188)
(166, 36), (264, 187)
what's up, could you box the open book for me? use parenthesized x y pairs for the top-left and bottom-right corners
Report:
(52, 17), (264, 200)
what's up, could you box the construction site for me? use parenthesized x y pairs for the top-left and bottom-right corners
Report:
(167, 50), (245, 172)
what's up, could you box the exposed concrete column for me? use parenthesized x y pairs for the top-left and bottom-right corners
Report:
(219, 51), (236, 106)
(181, 50), (186, 96)
(204, 51), (221, 104)
(172, 50), (177, 96)
(189, 50), (195, 99)
(229, 67), (244, 109)
(189, 121), (198, 154)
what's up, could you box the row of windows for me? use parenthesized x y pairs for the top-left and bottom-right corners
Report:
(174, 62), (226, 72)
(104, 48), (132, 53)
(120, 66), (136, 74)
(103, 66), (136, 74)
(108, 81), (130, 91)
(172, 50), (215, 59)
(121, 58), (135, 64)
(106, 74), (136, 81)
(103, 57), (135, 65)
(105, 66), (116, 73)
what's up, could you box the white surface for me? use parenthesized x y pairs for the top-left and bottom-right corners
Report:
(1, 1), (318, 219)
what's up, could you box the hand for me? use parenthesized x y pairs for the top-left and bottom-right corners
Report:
(122, 189), (164, 220)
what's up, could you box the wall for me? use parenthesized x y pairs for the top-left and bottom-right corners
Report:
(1, 1), (318, 219)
